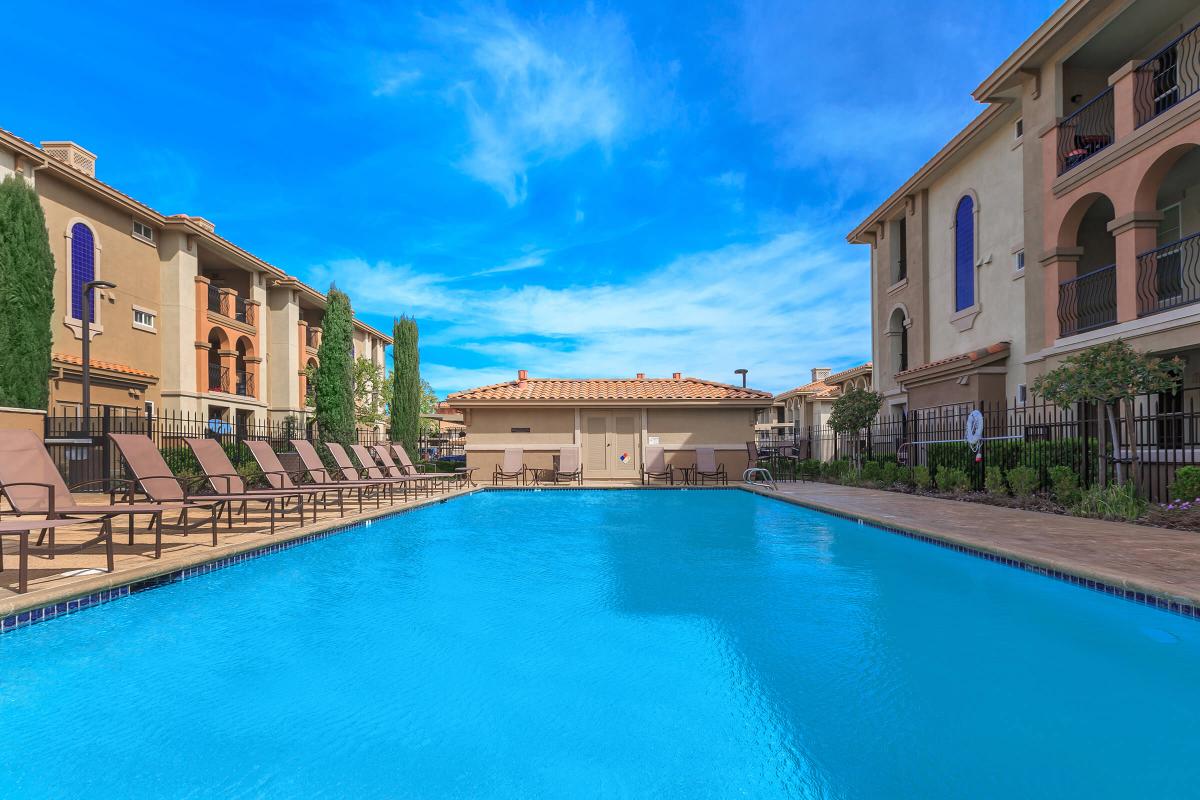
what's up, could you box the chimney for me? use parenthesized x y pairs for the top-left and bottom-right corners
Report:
(517, 369), (528, 387)
(811, 367), (832, 382)
(636, 373), (645, 380)
(672, 372), (681, 380)
(41, 141), (97, 178)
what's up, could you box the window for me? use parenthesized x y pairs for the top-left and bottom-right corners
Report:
(1014, 250), (1025, 272)
(132, 219), (155, 243)
(1014, 119), (1023, 139)
(954, 195), (975, 311)
(70, 223), (95, 321)
(133, 307), (156, 331)
(893, 217), (907, 283)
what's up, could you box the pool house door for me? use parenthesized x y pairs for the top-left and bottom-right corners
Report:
(582, 410), (640, 479)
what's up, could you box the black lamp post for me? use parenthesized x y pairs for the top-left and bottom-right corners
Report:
(80, 279), (117, 432)
(734, 368), (748, 388)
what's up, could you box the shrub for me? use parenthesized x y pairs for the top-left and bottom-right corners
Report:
(821, 459), (851, 481)
(1007, 466), (1038, 499)
(859, 460), (883, 484)
(1049, 466), (1081, 507)
(880, 461), (902, 487)
(797, 459), (821, 480)
(984, 466), (1006, 495)
(911, 465), (932, 490)
(935, 466), (970, 494)
(1071, 483), (1146, 522)
(1170, 466), (1200, 503)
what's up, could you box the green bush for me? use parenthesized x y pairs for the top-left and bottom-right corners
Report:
(797, 459), (822, 480)
(1049, 466), (1081, 507)
(1007, 466), (1038, 499)
(880, 461), (903, 487)
(1170, 466), (1200, 502)
(1071, 482), (1146, 522)
(935, 466), (970, 494)
(859, 460), (883, 483)
(821, 459), (851, 481)
(911, 465), (932, 490)
(984, 466), (1006, 495)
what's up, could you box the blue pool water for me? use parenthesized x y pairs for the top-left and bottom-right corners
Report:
(2, 490), (1198, 798)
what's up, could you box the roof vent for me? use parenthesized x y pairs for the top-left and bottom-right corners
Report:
(811, 367), (832, 382)
(636, 373), (645, 380)
(672, 372), (681, 380)
(517, 369), (528, 387)
(41, 141), (96, 178)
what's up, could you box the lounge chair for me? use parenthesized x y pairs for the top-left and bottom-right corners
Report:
(746, 441), (771, 468)
(692, 447), (728, 485)
(0, 429), (171, 561)
(349, 444), (423, 499)
(184, 437), (313, 529)
(324, 442), (410, 500)
(244, 440), (357, 517)
(641, 446), (673, 485)
(493, 448), (526, 485)
(0, 518), (100, 593)
(385, 443), (462, 489)
(369, 445), (442, 496)
(290, 439), (390, 507)
(552, 445), (583, 484)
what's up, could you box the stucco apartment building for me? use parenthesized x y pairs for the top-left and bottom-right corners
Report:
(0, 128), (390, 427)
(851, 0), (1200, 412)
(771, 363), (872, 460)
(449, 371), (772, 480)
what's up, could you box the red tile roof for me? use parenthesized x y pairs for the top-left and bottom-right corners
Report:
(825, 361), (872, 385)
(53, 353), (157, 380)
(895, 342), (1010, 378)
(448, 376), (771, 402)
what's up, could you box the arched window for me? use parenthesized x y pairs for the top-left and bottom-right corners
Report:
(70, 223), (96, 321)
(954, 196), (975, 311)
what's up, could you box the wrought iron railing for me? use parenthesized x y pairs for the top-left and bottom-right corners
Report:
(305, 328), (320, 350)
(1137, 231), (1200, 317)
(1058, 264), (1117, 337)
(235, 370), (254, 397)
(207, 284), (224, 315)
(1056, 88), (1114, 175)
(234, 296), (255, 326)
(1134, 19), (1200, 128)
(208, 363), (230, 393)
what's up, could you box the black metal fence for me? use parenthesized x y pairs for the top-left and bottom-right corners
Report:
(761, 387), (1200, 502)
(1058, 264), (1117, 337)
(1056, 87), (1114, 175)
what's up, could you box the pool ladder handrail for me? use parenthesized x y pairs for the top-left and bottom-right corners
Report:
(743, 467), (777, 491)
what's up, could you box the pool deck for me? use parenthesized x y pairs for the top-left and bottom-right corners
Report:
(749, 481), (1200, 610)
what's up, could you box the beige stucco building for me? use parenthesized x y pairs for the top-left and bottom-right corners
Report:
(851, 0), (1200, 413)
(449, 371), (772, 480)
(0, 129), (390, 427)
(772, 363), (872, 460)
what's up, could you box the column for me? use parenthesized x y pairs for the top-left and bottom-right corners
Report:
(1039, 247), (1083, 345)
(1108, 212), (1163, 323)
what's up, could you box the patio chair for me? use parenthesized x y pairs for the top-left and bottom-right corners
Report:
(746, 441), (772, 468)
(692, 447), (728, 485)
(0, 518), (99, 593)
(493, 448), (526, 486)
(387, 443), (463, 489)
(290, 439), (390, 508)
(244, 440), (356, 517)
(324, 442), (410, 501)
(184, 437), (313, 529)
(553, 445), (583, 484)
(370, 445), (444, 496)
(349, 444), (423, 499)
(641, 446), (673, 485)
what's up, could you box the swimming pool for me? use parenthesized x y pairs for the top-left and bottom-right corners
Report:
(1, 490), (1197, 797)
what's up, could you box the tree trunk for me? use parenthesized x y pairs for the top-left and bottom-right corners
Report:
(1122, 396), (1141, 496)
(1104, 401), (1124, 485)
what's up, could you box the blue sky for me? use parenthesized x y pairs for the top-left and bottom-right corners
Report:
(10, 1), (1057, 396)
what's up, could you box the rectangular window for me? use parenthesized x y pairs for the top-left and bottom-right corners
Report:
(1014, 118), (1023, 139)
(132, 219), (155, 243)
(1014, 250), (1025, 272)
(132, 308), (156, 331)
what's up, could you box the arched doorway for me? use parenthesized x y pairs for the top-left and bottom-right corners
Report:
(1057, 194), (1116, 336)
(1135, 144), (1200, 316)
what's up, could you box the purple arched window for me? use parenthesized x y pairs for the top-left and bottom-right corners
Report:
(70, 223), (96, 321)
(954, 196), (974, 311)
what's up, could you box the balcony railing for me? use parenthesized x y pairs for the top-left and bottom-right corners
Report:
(1137, 231), (1200, 318)
(1058, 264), (1117, 337)
(1056, 88), (1114, 175)
(305, 328), (320, 350)
(208, 363), (230, 393)
(206, 285), (255, 326)
(234, 296), (255, 326)
(1134, 19), (1200, 128)
(207, 284), (223, 315)
(235, 370), (254, 398)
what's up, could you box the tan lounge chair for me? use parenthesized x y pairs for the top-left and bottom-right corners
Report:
(493, 448), (526, 485)
(349, 444), (423, 499)
(324, 442), (409, 500)
(184, 437), (313, 529)
(244, 440), (357, 517)
(692, 447), (727, 485)
(386, 443), (461, 489)
(641, 446), (673, 485)
(552, 446), (583, 484)
(0, 518), (101, 593)
(290, 439), (389, 507)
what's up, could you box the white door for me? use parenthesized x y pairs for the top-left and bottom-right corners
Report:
(581, 410), (640, 479)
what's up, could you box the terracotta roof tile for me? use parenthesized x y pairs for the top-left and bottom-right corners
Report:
(448, 376), (771, 402)
(895, 342), (1009, 378)
(53, 353), (157, 380)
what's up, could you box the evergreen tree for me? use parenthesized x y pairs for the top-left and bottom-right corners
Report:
(0, 175), (54, 410)
(389, 315), (421, 452)
(314, 286), (356, 444)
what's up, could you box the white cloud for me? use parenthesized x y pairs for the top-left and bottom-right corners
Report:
(373, 68), (422, 97)
(439, 9), (637, 205)
(315, 226), (871, 395)
(471, 248), (549, 277)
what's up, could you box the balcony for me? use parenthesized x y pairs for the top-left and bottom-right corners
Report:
(1058, 264), (1117, 337)
(1133, 19), (1200, 128)
(1137, 232), (1200, 318)
(208, 363), (230, 393)
(305, 327), (320, 351)
(1056, 89), (1114, 176)
(236, 370), (254, 398)
(206, 285), (256, 327)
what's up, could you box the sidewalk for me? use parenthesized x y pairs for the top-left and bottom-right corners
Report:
(753, 480), (1200, 611)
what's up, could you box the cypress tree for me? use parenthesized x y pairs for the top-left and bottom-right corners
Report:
(314, 286), (356, 444)
(0, 175), (54, 410)
(389, 315), (420, 452)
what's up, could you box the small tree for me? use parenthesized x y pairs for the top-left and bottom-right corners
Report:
(1031, 339), (1181, 489)
(419, 378), (440, 434)
(828, 387), (882, 469)
(388, 315), (421, 452)
(313, 286), (356, 445)
(0, 175), (54, 409)
(352, 357), (388, 428)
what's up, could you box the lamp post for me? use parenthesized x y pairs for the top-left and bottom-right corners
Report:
(80, 280), (117, 433)
(734, 368), (748, 388)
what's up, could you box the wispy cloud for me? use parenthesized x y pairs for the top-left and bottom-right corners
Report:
(471, 247), (549, 277)
(313, 225), (870, 395)
(372, 68), (422, 97)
